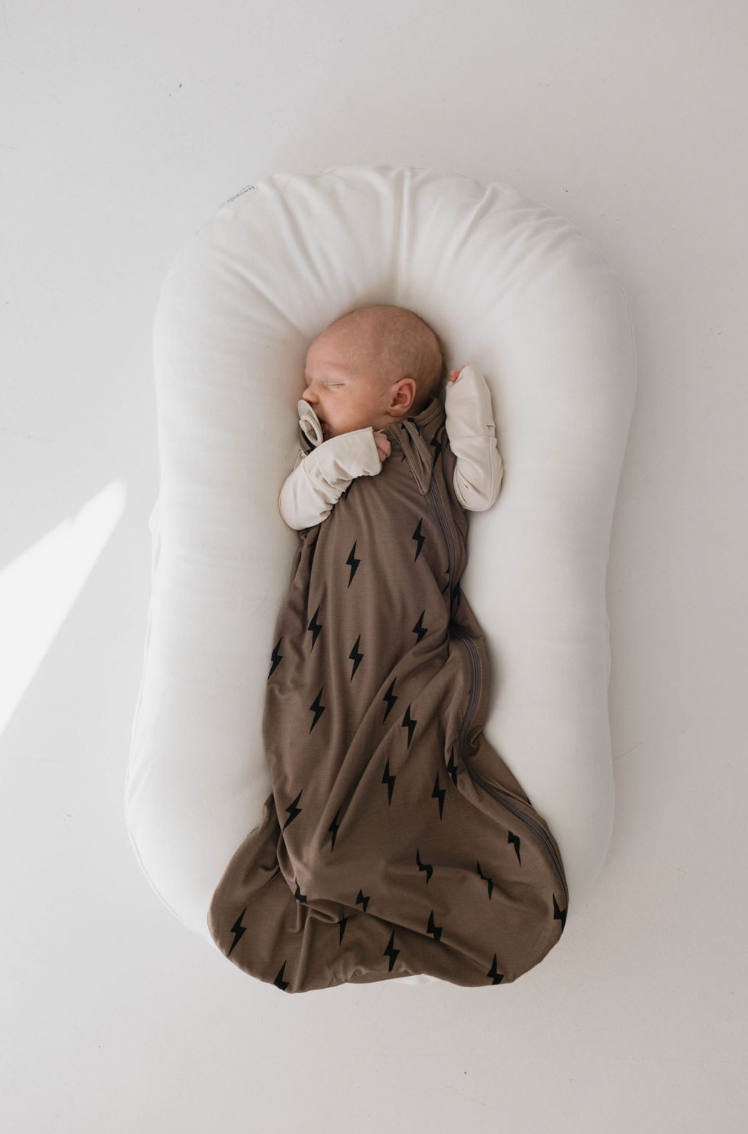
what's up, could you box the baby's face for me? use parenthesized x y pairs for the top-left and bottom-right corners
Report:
(302, 324), (410, 438)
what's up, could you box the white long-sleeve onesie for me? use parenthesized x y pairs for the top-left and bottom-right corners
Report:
(278, 364), (503, 531)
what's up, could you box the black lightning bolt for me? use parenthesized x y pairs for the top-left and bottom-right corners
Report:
(427, 910), (442, 941)
(476, 859), (494, 900)
(382, 677), (398, 721)
(329, 809), (341, 851)
(381, 759), (396, 805)
(349, 634), (364, 680)
(411, 518), (425, 560)
(269, 637), (283, 679)
(487, 955), (505, 985)
(441, 561), (451, 595)
(416, 848), (433, 883)
(227, 907), (247, 956)
(309, 687), (325, 732)
(383, 930), (400, 971)
(283, 789), (302, 829)
(337, 916), (348, 943)
(293, 879), (307, 903)
(346, 540), (360, 586)
(432, 773), (445, 818)
(307, 605), (322, 650)
(446, 746), (459, 786)
(553, 894), (567, 930)
(508, 830), (521, 865)
(430, 434), (442, 461)
(356, 889), (370, 913)
(402, 704), (417, 748)
(412, 610), (428, 642)
(273, 961), (290, 991)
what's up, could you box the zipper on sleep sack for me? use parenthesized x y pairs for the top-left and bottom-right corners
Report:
(452, 625), (569, 906)
(425, 475), (569, 905)
(427, 478), (455, 585)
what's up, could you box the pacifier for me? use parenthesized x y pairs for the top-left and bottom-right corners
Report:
(297, 400), (325, 447)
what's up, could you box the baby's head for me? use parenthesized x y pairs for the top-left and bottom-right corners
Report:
(302, 304), (447, 439)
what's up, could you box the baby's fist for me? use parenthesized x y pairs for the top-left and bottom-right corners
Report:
(373, 431), (391, 461)
(449, 364), (468, 383)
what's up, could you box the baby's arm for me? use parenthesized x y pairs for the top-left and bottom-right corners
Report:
(279, 427), (384, 530)
(444, 364), (504, 511)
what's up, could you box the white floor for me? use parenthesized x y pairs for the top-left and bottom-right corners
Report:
(1, 2), (746, 1132)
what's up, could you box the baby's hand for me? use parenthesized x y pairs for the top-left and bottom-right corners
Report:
(449, 364), (468, 383)
(373, 431), (391, 461)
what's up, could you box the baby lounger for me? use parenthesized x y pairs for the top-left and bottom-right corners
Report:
(125, 164), (636, 989)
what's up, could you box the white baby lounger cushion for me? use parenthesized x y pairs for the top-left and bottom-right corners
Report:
(125, 164), (636, 961)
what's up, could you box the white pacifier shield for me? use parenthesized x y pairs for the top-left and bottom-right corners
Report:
(297, 400), (324, 447)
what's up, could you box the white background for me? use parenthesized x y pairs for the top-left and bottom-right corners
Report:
(1, 2), (746, 1131)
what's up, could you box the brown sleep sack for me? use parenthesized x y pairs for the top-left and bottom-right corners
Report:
(207, 394), (569, 992)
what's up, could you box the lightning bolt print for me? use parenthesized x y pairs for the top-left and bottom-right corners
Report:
(346, 540), (360, 586)
(476, 860), (494, 900)
(402, 704), (417, 748)
(227, 907), (247, 956)
(349, 634), (364, 680)
(328, 809), (341, 851)
(412, 610), (428, 642)
(269, 637), (283, 679)
(382, 677), (398, 721)
(416, 848), (433, 883)
(383, 930), (400, 971)
(309, 687), (325, 732)
(283, 789), (303, 829)
(487, 955), (505, 985)
(381, 759), (396, 805)
(441, 562), (451, 595)
(411, 518), (425, 560)
(207, 405), (571, 992)
(307, 606), (322, 650)
(427, 910), (442, 941)
(293, 879), (307, 903)
(273, 962), (290, 992)
(432, 773), (445, 819)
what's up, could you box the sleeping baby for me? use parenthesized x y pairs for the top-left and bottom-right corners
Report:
(279, 303), (503, 528)
(207, 302), (569, 992)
